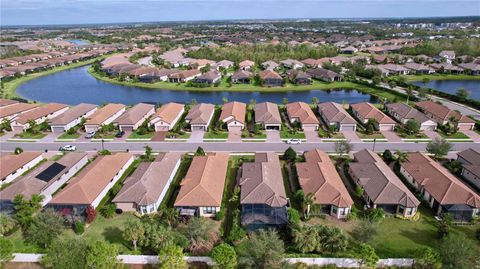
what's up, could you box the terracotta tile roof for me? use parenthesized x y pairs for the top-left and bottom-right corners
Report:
(0, 152), (43, 181)
(168, 69), (201, 79)
(255, 102), (282, 125)
(239, 60), (255, 67)
(457, 148), (480, 165)
(259, 70), (282, 80)
(0, 103), (40, 119)
(0, 99), (18, 107)
(220, 101), (246, 125)
(385, 103), (431, 124)
(152, 103), (184, 124)
(115, 103), (155, 125)
(351, 102), (396, 124)
(402, 152), (480, 208)
(318, 102), (356, 125)
(404, 62), (434, 71)
(49, 103), (97, 125)
(350, 149), (420, 207)
(49, 153), (134, 205)
(231, 70), (253, 80)
(240, 152), (287, 207)
(85, 103), (126, 125)
(174, 153), (229, 207)
(185, 103), (215, 125)
(15, 103), (68, 125)
(286, 102), (319, 125)
(415, 101), (475, 124)
(113, 152), (182, 206)
(296, 149), (353, 208)
(0, 153), (87, 201)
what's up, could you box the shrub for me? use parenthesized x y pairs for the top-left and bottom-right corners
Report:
(365, 208), (384, 222)
(100, 204), (116, 219)
(476, 228), (480, 241)
(85, 206), (97, 223)
(288, 208), (301, 227)
(74, 221), (85, 235)
(211, 243), (237, 269)
(215, 209), (224, 221)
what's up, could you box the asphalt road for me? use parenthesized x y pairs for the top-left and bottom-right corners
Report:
(2, 141), (479, 153)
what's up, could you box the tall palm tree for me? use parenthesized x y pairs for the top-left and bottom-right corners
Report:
(396, 150), (408, 164)
(302, 192), (316, 219)
(448, 116), (459, 134)
(321, 227), (348, 254)
(293, 225), (318, 253)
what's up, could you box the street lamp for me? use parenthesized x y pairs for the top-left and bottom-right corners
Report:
(101, 139), (105, 151)
(372, 138), (377, 152)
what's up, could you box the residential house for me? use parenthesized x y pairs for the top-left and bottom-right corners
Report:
(185, 103), (215, 131)
(280, 59), (304, 70)
(115, 103), (155, 132)
(261, 60), (279, 70)
(404, 62), (435, 74)
(0, 103), (40, 122)
(0, 153), (88, 212)
(168, 69), (201, 83)
(0, 152), (44, 186)
(430, 63), (463, 74)
(48, 153), (135, 215)
(458, 63), (480, 75)
(259, 70), (284, 87)
(219, 101), (246, 131)
(307, 68), (342, 82)
(49, 103), (97, 133)
(84, 103), (126, 132)
(214, 60), (234, 70)
(400, 152), (480, 221)
(340, 46), (358, 54)
(349, 149), (420, 217)
(385, 103), (437, 131)
(11, 103), (69, 131)
(240, 152), (288, 230)
(296, 149), (353, 218)
(286, 102), (320, 131)
(231, 70), (253, 84)
(439, 50), (455, 64)
(415, 101), (475, 130)
(255, 102), (282, 130)
(287, 70), (312, 85)
(0, 99), (18, 108)
(113, 152), (182, 215)
(377, 64), (410, 75)
(318, 102), (357, 131)
(350, 102), (396, 131)
(192, 70), (222, 84)
(456, 148), (480, 189)
(150, 103), (185, 131)
(174, 153), (229, 217)
(239, 60), (255, 71)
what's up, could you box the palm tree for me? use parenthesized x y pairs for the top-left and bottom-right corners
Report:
(448, 116), (459, 134)
(292, 225), (318, 253)
(321, 227), (348, 254)
(395, 150), (408, 164)
(311, 97), (319, 109)
(302, 192), (316, 219)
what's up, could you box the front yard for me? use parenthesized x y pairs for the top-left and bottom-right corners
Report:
(57, 132), (81, 140)
(437, 130), (470, 139)
(128, 131), (155, 139)
(203, 130), (229, 139)
(356, 130), (385, 139)
(15, 132), (47, 139)
(280, 129), (306, 139)
(317, 128), (345, 139)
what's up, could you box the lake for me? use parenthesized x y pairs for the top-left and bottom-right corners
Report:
(67, 39), (91, 45)
(412, 79), (480, 101)
(16, 65), (379, 105)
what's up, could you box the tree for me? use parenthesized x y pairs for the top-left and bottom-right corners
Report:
(321, 226), (348, 254)
(311, 97), (319, 108)
(356, 243), (379, 268)
(100, 204), (116, 218)
(237, 229), (285, 269)
(422, 77), (430, 84)
(438, 234), (478, 269)
(85, 205), (97, 223)
(0, 213), (16, 236)
(302, 192), (316, 219)
(158, 245), (186, 269)
(283, 147), (297, 162)
(144, 145), (154, 161)
(26, 119), (38, 134)
(0, 237), (13, 262)
(414, 247), (442, 269)
(365, 119), (377, 134)
(292, 225), (318, 253)
(211, 243), (237, 269)
(456, 87), (470, 99)
(195, 146), (206, 156)
(179, 217), (218, 255)
(404, 119), (420, 135)
(352, 220), (378, 243)
(334, 140), (353, 157)
(426, 138), (452, 159)
(365, 208), (385, 222)
(382, 149), (393, 162)
(13, 194), (43, 230)
(25, 209), (64, 248)
(14, 147), (23, 155)
(85, 241), (119, 269)
(282, 98), (289, 105)
(222, 97), (229, 104)
(395, 150), (408, 164)
(42, 237), (87, 269)
(123, 218), (145, 251)
(139, 222), (177, 253)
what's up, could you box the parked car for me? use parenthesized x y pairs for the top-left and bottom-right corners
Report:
(59, 145), (76, 151)
(85, 131), (96, 138)
(286, 139), (302, 144)
(115, 131), (125, 138)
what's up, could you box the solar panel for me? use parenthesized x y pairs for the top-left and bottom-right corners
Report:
(35, 162), (66, 182)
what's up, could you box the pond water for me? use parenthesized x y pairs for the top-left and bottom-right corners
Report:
(16, 65), (379, 105)
(67, 39), (91, 45)
(412, 79), (480, 101)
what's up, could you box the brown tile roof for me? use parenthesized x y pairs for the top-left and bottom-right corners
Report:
(168, 69), (201, 79)
(231, 70), (253, 80)
(220, 101), (246, 125)
(115, 103), (155, 125)
(255, 102), (281, 125)
(0, 152), (43, 181)
(457, 148), (480, 165)
(351, 102), (396, 124)
(0, 153), (87, 200)
(174, 153), (229, 207)
(240, 152), (287, 207)
(402, 152), (480, 208)
(185, 103), (215, 125)
(85, 103), (126, 125)
(49, 153), (134, 205)
(0, 99), (18, 107)
(0, 103), (40, 119)
(259, 70), (282, 80)
(415, 101), (475, 124)
(113, 152), (182, 206)
(296, 149), (353, 208)
(350, 149), (420, 207)
(286, 102), (320, 125)
(239, 60), (255, 67)
(152, 103), (184, 124)
(385, 103), (432, 124)
(49, 103), (97, 125)
(318, 102), (356, 125)
(15, 103), (68, 125)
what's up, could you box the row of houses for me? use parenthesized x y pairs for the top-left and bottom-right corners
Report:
(366, 62), (480, 76)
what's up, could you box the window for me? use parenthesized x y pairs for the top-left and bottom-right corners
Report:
(203, 207), (216, 214)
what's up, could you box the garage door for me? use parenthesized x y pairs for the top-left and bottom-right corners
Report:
(155, 125), (169, 132)
(228, 126), (243, 132)
(51, 126), (65, 133)
(340, 125), (356, 131)
(192, 126), (205, 131)
(120, 126), (134, 132)
(421, 125), (436, 131)
(379, 124), (394, 131)
(266, 125), (280, 130)
(303, 126), (317, 132)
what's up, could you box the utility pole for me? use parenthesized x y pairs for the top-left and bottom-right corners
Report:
(372, 138), (377, 152)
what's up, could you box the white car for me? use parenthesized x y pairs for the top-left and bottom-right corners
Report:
(85, 131), (96, 138)
(59, 145), (76, 151)
(286, 139), (302, 145)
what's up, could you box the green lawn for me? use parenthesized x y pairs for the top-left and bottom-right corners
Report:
(93, 133), (115, 139)
(280, 130), (306, 139)
(15, 132), (47, 139)
(57, 132), (81, 140)
(318, 128), (345, 139)
(128, 131), (154, 139)
(356, 131), (385, 139)
(438, 130), (470, 139)
(203, 130), (228, 139)
(166, 132), (191, 139)
(242, 132), (267, 139)
(401, 74), (480, 82)
(395, 129), (429, 139)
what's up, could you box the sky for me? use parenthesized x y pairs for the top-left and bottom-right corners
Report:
(1, 0), (479, 26)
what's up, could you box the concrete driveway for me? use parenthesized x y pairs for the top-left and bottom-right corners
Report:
(381, 131), (402, 142)
(305, 130), (321, 142)
(342, 131), (361, 142)
(189, 130), (205, 142)
(151, 131), (167, 141)
(463, 130), (480, 142)
(424, 130), (441, 140)
(228, 129), (243, 142)
(266, 130), (281, 142)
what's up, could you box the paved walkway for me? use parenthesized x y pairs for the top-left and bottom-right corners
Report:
(342, 131), (361, 142)
(463, 130), (480, 142)
(381, 131), (402, 142)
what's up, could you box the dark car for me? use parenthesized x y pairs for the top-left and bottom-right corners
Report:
(115, 131), (125, 138)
